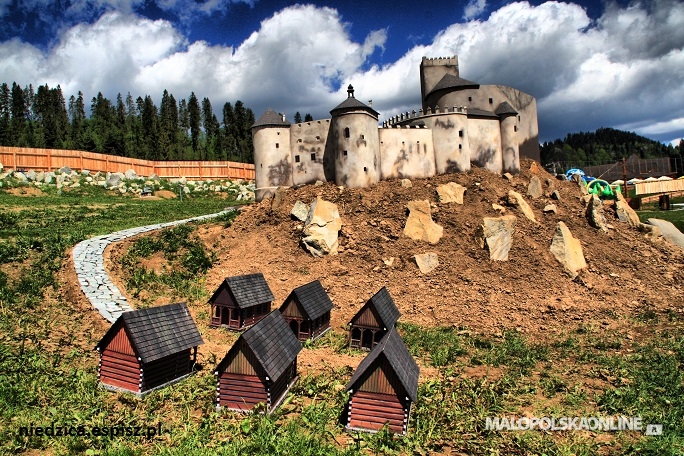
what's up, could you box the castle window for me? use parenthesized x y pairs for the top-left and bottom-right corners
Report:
(360, 134), (365, 140)
(344, 127), (350, 138)
(514, 126), (518, 132)
(489, 98), (493, 104)
(459, 130), (463, 138)
(276, 143), (279, 148)
(277, 132), (280, 135)
(311, 153), (316, 161)
(518, 115), (521, 121)
(468, 96), (472, 102)
(295, 155), (300, 163)
(363, 167), (367, 172)
(316, 136), (320, 140)
(343, 150), (348, 156)
(459, 144), (462, 150)
(298, 139), (302, 143)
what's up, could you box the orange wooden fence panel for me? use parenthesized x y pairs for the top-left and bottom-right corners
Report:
(0, 146), (254, 180)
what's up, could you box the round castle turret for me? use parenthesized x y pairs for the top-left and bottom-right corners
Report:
(495, 102), (520, 174)
(252, 109), (292, 201)
(330, 85), (380, 188)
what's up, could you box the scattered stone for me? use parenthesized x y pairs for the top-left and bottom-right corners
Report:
(105, 173), (122, 188)
(550, 222), (587, 279)
(551, 190), (561, 200)
(401, 178), (412, 188)
(44, 172), (54, 184)
(71, 182), (81, 188)
(543, 204), (557, 214)
(148, 173), (160, 181)
(614, 192), (640, 228)
(14, 172), (28, 182)
(124, 169), (138, 180)
(59, 166), (72, 175)
(507, 190), (537, 223)
(314, 180), (324, 186)
(436, 182), (466, 204)
(492, 203), (506, 213)
(481, 215), (516, 261)
(527, 176), (543, 199)
(638, 223), (662, 241)
(290, 200), (309, 221)
(586, 194), (608, 232)
(25, 170), (36, 181)
(647, 219), (684, 250)
(503, 172), (513, 181)
(35, 171), (45, 183)
(271, 187), (286, 210)
(413, 253), (439, 273)
(529, 161), (541, 174)
(383, 257), (395, 267)
(301, 196), (342, 257)
(403, 200), (444, 244)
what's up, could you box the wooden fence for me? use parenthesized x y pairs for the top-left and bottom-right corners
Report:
(0, 147), (255, 180)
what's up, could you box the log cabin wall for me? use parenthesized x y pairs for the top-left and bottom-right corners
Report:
(352, 305), (380, 328)
(98, 325), (141, 393)
(141, 349), (193, 391)
(217, 341), (270, 411)
(268, 359), (297, 409)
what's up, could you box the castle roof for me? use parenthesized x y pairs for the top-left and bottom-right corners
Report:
(253, 108), (291, 128)
(330, 85), (379, 118)
(466, 108), (499, 119)
(427, 73), (479, 97)
(495, 101), (518, 116)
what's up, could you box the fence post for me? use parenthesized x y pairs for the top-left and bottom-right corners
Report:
(13, 148), (16, 171)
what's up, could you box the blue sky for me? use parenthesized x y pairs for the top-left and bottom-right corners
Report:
(1, 0), (683, 145)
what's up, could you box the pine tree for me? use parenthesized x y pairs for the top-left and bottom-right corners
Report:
(10, 82), (26, 146)
(294, 111), (302, 123)
(304, 113), (313, 121)
(141, 95), (159, 160)
(188, 92), (201, 159)
(0, 83), (11, 145)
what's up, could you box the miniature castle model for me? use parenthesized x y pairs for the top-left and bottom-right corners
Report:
(252, 56), (539, 201)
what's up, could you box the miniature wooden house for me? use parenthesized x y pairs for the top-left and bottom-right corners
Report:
(279, 280), (333, 341)
(215, 310), (302, 413)
(95, 302), (204, 396)
(345, 328), (419, 435)
(348, 287), (401, 350)
(208, 273), (274, 330)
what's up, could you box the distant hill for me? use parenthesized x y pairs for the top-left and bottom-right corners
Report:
(540, 127), (683, 167)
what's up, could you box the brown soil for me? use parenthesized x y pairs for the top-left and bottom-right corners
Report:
(102, 159), (684, 377)
(7, 186), (44, 196)
(154, 190), (177, 199)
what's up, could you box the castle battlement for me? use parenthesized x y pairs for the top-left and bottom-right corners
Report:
(252, 57), (539, 201)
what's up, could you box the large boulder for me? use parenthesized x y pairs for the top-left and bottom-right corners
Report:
(436, 182), (466, 204)
(615, 192), (640, 228)
(124, 169), (138, 180)
(291, 201), (309, 221)
(413, 253), (439, 274)
(403, 200), (443, 244)
(550, 222), (587, 278)
(301, 197), (342, 257)
(586, 194), (608, 232)
(507, 191), (537, 223)
(647, 219), (684, 250)
(25, 170), (36, 181)
(105, 173), (122, 189)
(527, 176), (543, 199)
(481, 215), (516, 261)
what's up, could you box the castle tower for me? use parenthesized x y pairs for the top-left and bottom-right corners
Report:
(330, 85), (380, 188)
(419, 56), (460, 111)
(252, 109), (293, 201)
(495, 102), (520, 174)
(422, 106), (471, 174)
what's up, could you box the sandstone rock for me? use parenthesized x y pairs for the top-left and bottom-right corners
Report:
(401, 179), (412, 188)
(59, 166), (72, 175)
(291, 200), (309, 221)
(615, 192), (640, 228)
(586, 194), (608, 232)
(35, 171), (45, 183)
(271, 187), (286, 210)
(71, 182), (81, 188)
(550, 222), (587, 279)
(14, 172), (28, 182)
(314, 180), (324, 186)
(124, 169), (138, 180)
(543, 204), (557, 214)
(492, 203), (506, 213)
(529, 161), (541, 174)
(105, 173), (122, 189)
(383, 257), (395, 267)
(413, 253), (439, 273)
(403, 200), (444, 244)
(507, 190), (537, 223)
(639, 222), (662, 241)
(527, 176), (543, 199)
(25, 170), (36, 181)
(44, 172), (54, 184)
(149, 173), (160, 181)
(301, 196), (342, 257)
(481, 215), (516, 261)
(551, 190), (561, 200)
(436, 182), (466, 204)
(647, 219), (684, 250)
(503, 172), (513, 181)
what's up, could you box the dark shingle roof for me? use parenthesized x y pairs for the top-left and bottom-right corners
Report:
(97, 302), (203, 364)
(220, 273), (275, 309)
(346, 328), (419, 402)
(495, 101), (518, 116)
(285, 280), (333, 320)
(466, 108), (498, 118)
(427, 73), (479, 97)
(368, 287), (401, 329)
(241, 310), (302, 380)
(253, 108), (291, 128)
(330, 97), (379, 118)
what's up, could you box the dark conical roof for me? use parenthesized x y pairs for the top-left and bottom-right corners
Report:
(495, 101), (518, 116)
(330, 85), (378, 118)
(427, 73), (479, 97)
(253, 108), (290, 128)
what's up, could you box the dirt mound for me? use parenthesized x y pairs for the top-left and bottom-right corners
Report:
(194, 159), (683, 339)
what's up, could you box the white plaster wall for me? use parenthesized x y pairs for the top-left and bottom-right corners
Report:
(378, 128), (436, 180)
(421, 113), (471, 174)
(253, 126), (292, 200)
(290, 120), (331, 186)
(333, 112), (380, 188)
(500, 115), (520, 174)
(467, 117), (503, 174)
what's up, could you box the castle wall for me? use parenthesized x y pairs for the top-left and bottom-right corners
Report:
(421, 111), (471, 174)
(432, 85), (539, 162)
(467, 117), (503, 174)
(378, 127), (435, 180)
(420, 57), (459, 105)
(290, 120), (332, 186)
(499, 115), (520, 174)
(332, 111), (380, 188)
(253, 126), (292, 200)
